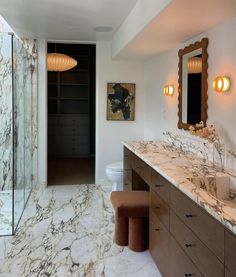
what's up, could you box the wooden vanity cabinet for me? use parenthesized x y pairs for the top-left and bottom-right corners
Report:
(170, 185), (224, 262)
(123, 147), (132, 191)
(225, 229), (236, 276)
(123, 146), (236, 276)
(149, 212), (170, 277)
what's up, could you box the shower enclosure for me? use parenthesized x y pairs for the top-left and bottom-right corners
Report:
(0, 32), (35, 236)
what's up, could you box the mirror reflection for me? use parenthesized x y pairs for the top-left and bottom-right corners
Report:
(178, 38), (208, 130)
(182, 49), (202, 124)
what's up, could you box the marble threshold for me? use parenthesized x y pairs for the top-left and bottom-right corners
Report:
(123, 140), (236, 235)
(0, 184), (160, 277)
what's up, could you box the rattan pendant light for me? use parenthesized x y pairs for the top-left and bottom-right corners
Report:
(47, 53), (77, 72)
(188, 57), (202, 74)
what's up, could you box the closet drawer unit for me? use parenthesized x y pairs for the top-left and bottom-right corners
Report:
(48, 116), (60, 126)
(59, 115), (89, 126)
(170, 210), (224, 277)
(151, 190), (169, 230)
(151, 170), (170, 204)
(225, 229), (236, 274)
(58, 126), (89, 136)
(169, 235), (203, 277)
(149, 212), (170, 277)
(170, 186), (224, 262)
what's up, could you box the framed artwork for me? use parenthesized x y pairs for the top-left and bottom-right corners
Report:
(107, 82), (135, 121)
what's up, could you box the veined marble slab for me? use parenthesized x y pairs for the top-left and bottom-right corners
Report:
(123, 140), (236, 235)
(0, 184), (160, 276)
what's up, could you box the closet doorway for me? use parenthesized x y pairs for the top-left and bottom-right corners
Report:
(47, 43), (96, 185)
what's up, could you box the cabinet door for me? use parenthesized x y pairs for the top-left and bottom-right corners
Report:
(225, 229), (236, 274)
(149, 212), (169, 277)
(169, 236), (203, 277)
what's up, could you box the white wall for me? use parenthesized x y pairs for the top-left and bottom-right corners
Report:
(144, 17), (236, 170)
(96, 42), (145, 182)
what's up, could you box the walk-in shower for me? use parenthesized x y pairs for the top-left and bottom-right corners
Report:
(0, 32), (36, 236)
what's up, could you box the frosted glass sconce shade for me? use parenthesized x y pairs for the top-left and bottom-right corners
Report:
(47, 53), (77, 72)
(164, 85), (174, 96)
(213, 76), (230, 93)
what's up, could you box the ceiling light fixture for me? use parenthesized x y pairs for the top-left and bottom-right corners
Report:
(47, 53), (77, 72)
(93, 26), (113, 32)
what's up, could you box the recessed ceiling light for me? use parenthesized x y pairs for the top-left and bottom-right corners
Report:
(93, 26), (113, 32)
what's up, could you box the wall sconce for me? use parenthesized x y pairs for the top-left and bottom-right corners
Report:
(163, 85), (174, 96)
(213, 76), (231, 93)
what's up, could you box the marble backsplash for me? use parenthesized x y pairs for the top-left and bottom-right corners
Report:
(163, 131), (236, 189)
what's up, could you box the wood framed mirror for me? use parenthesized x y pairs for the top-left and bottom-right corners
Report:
(178, 38), (209, 130)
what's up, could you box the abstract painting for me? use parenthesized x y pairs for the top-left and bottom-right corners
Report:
(107, 83), (135, 121)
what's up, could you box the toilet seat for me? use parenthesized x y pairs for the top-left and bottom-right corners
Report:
(106, 161), (123, 172)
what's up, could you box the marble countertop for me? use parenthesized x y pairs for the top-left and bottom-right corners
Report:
(123, 140), (236, 235)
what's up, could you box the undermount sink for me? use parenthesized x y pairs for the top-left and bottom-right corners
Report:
(187, 175), (230, 200)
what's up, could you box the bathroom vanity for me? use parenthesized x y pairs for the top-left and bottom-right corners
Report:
(123, 141), (236, 277)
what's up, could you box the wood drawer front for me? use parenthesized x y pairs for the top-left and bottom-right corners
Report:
(225, 229), (236, 274)
(151, 190), (169, 230)
(151, 170), (170, 204)
(124, 156), (131, 170)
(149, 212), (170, 277)
(169, 235), (203, 277)
(123, 169), (132, 191)
(140, 160), (151, 185)
(225, 268), (234, 277)
(170, 186), (224, 262)
(132, 154), (142, 175)
(170, 210), (224, 277)
(124, 147), (132, 157)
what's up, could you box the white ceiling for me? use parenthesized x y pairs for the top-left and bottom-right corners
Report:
(0, 0), (138, 40)
(113, 0), (236, 60)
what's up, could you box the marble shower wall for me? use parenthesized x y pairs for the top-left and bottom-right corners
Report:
(0, 33), (13, 192)
(0, 32), (38, 191)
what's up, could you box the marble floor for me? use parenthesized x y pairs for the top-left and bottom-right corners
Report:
(0, 184), (160, 277)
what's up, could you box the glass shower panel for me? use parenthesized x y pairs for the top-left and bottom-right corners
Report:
(0, 33), (13, 236)
(23, 48), (33, 203)
(13, 37), (26, 229)
(13, 36), (33, 231)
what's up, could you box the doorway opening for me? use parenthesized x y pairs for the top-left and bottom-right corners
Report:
(47, 43), (96, 185)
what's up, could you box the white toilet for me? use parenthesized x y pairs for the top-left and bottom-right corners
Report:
(106, 161), (124, 191)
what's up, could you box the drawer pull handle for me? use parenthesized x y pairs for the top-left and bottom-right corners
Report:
(124, 183), (129, 186)
(136, 166), (141, 169)
(185, 214), (193, 218)
(185, 274), (193, 277)
(155, 184), (162, 188)
(155, 228), (160, 231)
(124, 155), (129, 157)
(155, 206), (160, 209)
(185, 244), (193, 248)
